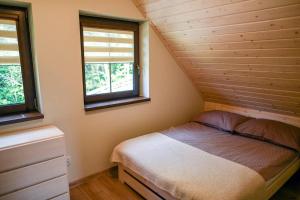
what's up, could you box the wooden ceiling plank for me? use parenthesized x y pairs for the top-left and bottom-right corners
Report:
(163, 17), (300, 39)
(179, 57), (300, 65)
(191, 68), (300, 80)
(199, 86), (300, 103)
(196, 82), (300, 98)
(187, 63), (300, 72)
(157, 4), (300, 32)
(172, 39), (300, 51)
(169, 28), (300, 45)
(175, 48), (300, 58)
(203, 92), (300, 109)
(195, 73), (300, 85)
(195, 76), (300, 92)
(154, 0), (300, 25)
(145, 0), (245, 19)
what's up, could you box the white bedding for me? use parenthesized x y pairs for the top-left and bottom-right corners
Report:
(111, 132), (266, 200)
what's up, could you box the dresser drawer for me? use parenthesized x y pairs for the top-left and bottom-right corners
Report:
(0, 175), (69, 200)
(0, 136), (65, 172)
(0, 156), (67, 196)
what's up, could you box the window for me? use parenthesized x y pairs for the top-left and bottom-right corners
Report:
(0, 5), (41, 125)
(80, 16), (143, 109)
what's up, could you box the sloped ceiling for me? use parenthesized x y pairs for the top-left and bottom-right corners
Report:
(133, 0), (300, 116)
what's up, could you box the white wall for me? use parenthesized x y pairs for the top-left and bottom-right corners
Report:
(0, 0), (203, 182)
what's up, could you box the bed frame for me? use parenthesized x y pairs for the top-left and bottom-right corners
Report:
(264, 158), (300, 199)
(118, 159), (300, 200)
(118, 164), (175, 200)
(118, 103), (300, 200)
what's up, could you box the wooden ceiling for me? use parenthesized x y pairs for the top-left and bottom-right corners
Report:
(133, 0), (300, 116)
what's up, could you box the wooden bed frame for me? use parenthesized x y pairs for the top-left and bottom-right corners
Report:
(118, 164), (175, 200)
(118, 159), (300, 200)
(117, 103), (300, 200)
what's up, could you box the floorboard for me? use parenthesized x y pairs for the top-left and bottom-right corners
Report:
(70, 167), (300, 200)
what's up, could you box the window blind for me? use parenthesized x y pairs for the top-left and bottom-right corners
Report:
(0, 19), (20, 65)
(83, 27), (134, 63)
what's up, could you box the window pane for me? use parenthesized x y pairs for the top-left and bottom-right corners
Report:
(85, 63), (110, 95)
(0, 65), (24, 106)
(111, 63), (133, 92)
(83, 26), (135, 96)
(0, 19), (24, 106)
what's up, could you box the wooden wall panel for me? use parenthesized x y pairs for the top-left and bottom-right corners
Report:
(204, 102), (300, 127)
(133, 0), (300, 116)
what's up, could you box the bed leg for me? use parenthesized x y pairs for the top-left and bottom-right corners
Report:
(118, 164), (125, 183)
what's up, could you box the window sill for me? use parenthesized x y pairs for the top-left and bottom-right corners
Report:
(0, 112), (44, 126)
(85, 96), (151, 111)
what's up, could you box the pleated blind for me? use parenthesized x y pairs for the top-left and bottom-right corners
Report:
(83, 27), (134, 63)
(0, 19), (20, 65)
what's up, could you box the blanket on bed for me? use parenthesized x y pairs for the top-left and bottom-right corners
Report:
(111, 133), (266, 200)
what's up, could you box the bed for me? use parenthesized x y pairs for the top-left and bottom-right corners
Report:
(111, 110), (300, 200)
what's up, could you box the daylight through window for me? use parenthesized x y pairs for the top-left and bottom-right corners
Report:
(80, 16), (140, 105)
(0, 6), (38, 117)
(0, 19), (24, 106)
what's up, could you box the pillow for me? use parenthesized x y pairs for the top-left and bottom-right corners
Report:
(193, 110), (250, 132)
(235, 119), (300, 152)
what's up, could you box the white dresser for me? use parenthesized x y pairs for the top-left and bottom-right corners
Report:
(0, 126), (70, 200)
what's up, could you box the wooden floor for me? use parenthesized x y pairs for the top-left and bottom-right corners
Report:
(70, 167), (300, 200)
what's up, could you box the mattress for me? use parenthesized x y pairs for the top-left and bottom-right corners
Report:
(162, 122), (299, 181)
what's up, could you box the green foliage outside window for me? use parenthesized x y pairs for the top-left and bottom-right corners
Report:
(0, 65), (25, 106)
(85, 63), (133, 95)
(85, 63), (110, 94)
(0, 62), (134, 106)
